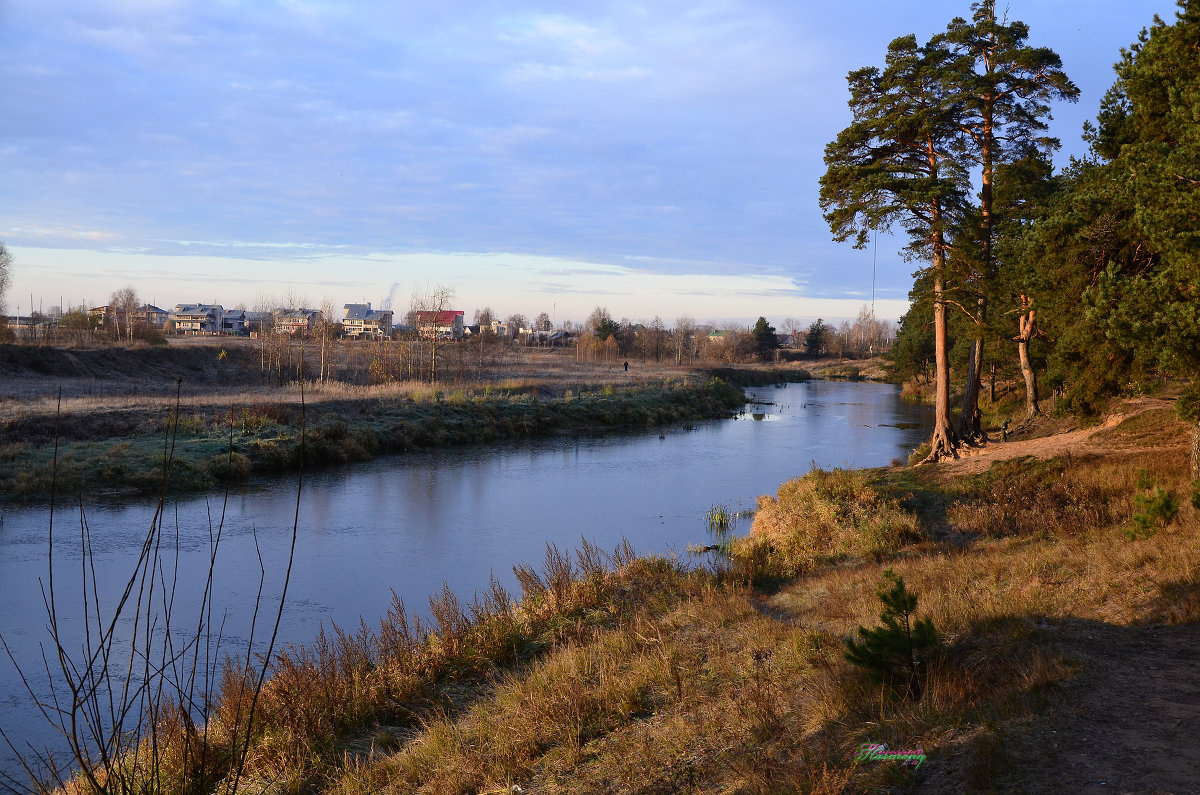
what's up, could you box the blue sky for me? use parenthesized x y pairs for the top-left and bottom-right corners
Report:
(0, 0), (1178, 327)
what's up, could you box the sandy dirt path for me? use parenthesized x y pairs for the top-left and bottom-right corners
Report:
(932, 398), (1171, 476)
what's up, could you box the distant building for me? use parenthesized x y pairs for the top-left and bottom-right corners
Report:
(275, 308), (320, 336)
(221, 308), (248, 335)
(88, 304), (167, 331)
(244, 311), (271, 337)
(416, 310), (465, 340)
(169, 304), (224, 334)
(88, 305), (113, 328)
(137, 304), (169, 328)
(343, 303), (393, 338)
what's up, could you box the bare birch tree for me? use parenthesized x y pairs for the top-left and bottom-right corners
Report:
(109, 286), (139, 341)
(411, 284), (456, 382)
(0, 241), (11, 317)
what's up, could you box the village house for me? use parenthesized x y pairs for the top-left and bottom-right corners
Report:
(342, 303), (393, 338)
(274, 308), (320, 336)
(416, 310), (465, 340)
(169, 304), (224, 334)
(86, 304), (167, 331)
(137, 304), (169, 328)
(87, 305), (113, 328)
(221, 308), (248, 335)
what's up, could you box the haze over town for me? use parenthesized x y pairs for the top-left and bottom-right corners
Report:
(0, 0), (1175, 326)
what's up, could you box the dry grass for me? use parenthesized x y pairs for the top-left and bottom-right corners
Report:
(202, 543), (726, 793)
(734, 468), (925, 577)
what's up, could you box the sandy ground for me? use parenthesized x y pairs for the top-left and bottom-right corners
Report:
(934, 398), (1175, 476)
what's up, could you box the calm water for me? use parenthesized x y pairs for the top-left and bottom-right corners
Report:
(0, 380), (931, 779)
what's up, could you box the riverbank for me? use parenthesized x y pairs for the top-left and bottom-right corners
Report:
(0, 342), (834, 501)
(0, 375), (748, 501)
(26, 396), (1198, 793)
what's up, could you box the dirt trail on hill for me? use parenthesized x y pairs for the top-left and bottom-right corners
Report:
(927, 397), (1199, 793)
(933, 397), (1173, 476)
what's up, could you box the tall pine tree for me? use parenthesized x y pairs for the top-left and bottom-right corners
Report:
(938, 1), (1077, 438)
(820, 34), (968, 461)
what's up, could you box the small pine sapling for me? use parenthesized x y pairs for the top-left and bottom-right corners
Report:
(845, 569), (940, 700)
(1130, 470), (1179, 539)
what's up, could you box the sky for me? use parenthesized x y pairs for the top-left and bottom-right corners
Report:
(0, 0), (1181, 327)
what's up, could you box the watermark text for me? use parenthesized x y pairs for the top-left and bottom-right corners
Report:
(855, 743), (926, 769)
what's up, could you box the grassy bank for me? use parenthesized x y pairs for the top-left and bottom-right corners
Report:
(27, 398), (1199, 793)
(0, 376), (746, 501)
(701, 365), (811, 387)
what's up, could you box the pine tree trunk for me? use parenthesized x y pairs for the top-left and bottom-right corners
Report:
(959, 298), (985, 442)
(1191, 420), (1200, 481)
(925, 260), (958, 462)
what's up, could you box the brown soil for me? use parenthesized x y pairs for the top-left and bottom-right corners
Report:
(998, 620), (1200, 794)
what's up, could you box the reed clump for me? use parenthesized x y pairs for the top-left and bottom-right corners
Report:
(733, 467), (924, 578)
(208, 540), (720, 792)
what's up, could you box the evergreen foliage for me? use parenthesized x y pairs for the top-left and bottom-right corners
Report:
(936, 1), (1078, 437)
(820, 32), (969, 459)
(751, 316), (779, 360)
(1083, 1), (1200, 472)
(887, 294), (936, 385)
(804, 318), (828, 357)
(844, 569), (939, 699)
(1131, 472), (1179, 538)
(1092, 4), (1200, 361)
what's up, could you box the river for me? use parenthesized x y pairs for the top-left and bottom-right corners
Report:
(0, 379), (931, 782)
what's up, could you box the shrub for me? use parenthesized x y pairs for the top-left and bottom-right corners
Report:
(844, 569), (939, 700)
(948, 457), (1122, 538)
(1131, 472), (1178, 538)
(210, 451), (252, 483)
